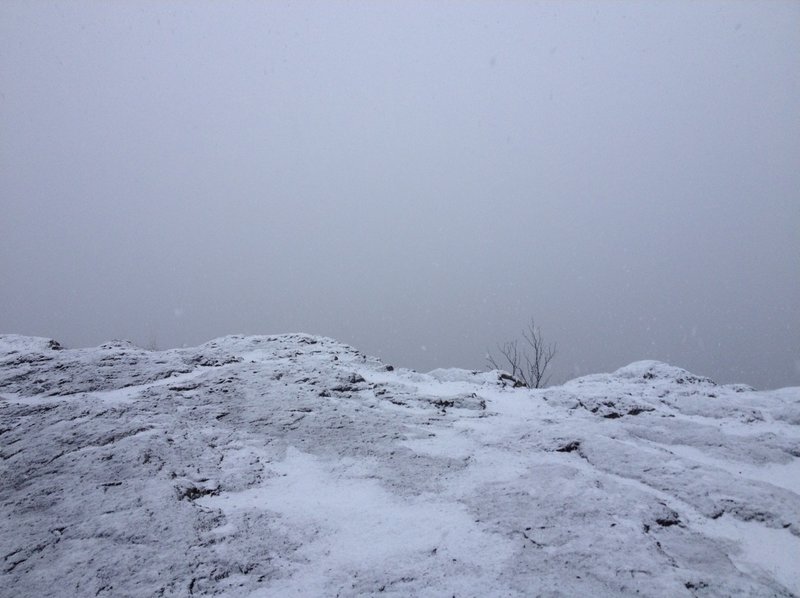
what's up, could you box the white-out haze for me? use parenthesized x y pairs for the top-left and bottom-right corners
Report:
(1, 1), (798, 388)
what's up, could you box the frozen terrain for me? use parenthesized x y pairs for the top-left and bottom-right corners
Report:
(1, 334), (799, 597)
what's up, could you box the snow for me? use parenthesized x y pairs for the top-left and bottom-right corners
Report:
(2, 333), (799, 596)
(200, 447), (516, 597)
(663, 443), (800, 496)
(696, 514), (800, 594)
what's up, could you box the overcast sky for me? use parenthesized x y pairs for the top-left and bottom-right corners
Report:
(2, 1), (798, 389)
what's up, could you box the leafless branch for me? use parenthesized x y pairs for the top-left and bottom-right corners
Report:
(486, 318), (557, 388)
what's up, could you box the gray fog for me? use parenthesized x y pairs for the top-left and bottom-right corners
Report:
(2, 2), (798, 389)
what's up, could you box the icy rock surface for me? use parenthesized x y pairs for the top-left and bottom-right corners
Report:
(1, 335), (799, 597)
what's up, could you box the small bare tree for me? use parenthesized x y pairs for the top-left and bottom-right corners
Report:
(487, 318), (557, 388)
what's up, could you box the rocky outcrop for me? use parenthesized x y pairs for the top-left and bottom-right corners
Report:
(1, 335), (798, 597)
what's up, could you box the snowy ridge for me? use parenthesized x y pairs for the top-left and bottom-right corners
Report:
(1, 334), (799, 597)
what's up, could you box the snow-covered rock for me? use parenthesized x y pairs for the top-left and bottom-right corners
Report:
(1, 334), (799, 597)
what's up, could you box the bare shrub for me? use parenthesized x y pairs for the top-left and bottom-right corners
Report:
(487, 318), (556, 388)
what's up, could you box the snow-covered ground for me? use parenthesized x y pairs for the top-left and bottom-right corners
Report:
(1, 334), (799, 597)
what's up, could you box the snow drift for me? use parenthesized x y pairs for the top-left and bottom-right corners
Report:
(1, 334), (799, 597)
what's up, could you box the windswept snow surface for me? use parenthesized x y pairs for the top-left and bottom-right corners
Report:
(1, 336), (799, 597)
